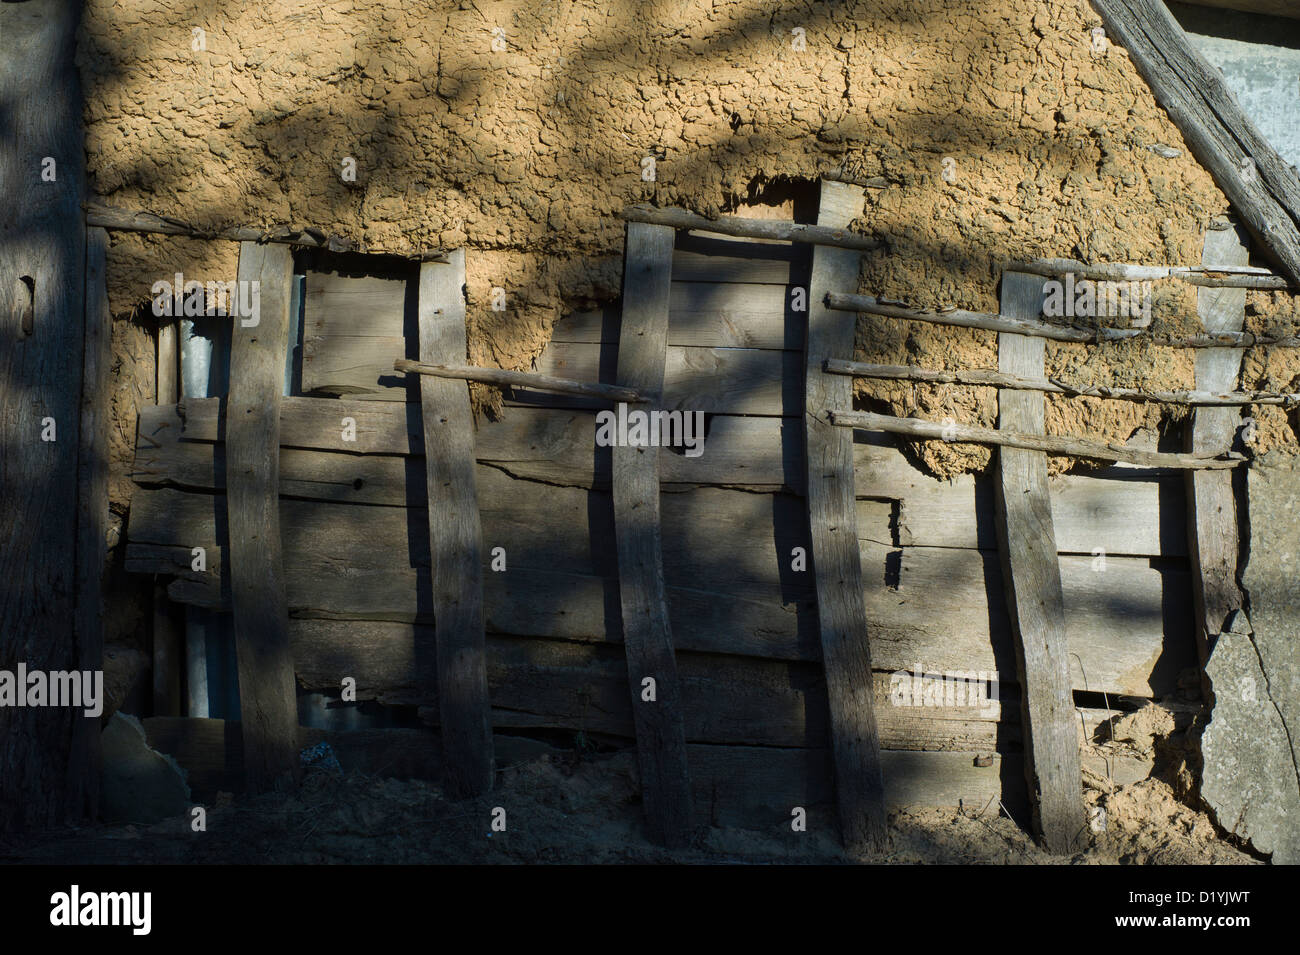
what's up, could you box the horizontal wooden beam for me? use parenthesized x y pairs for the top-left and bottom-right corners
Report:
(85, 201), (449, 261)
(621, 204), (881, 251)
(1008, 257), (1291, 290)
(394, 358), (649, 404)
(829, 410), (1245, 469)
(829, 293), (1300, 348)
(826, 293), (1143, 343)
(824, 358), (1300, 406)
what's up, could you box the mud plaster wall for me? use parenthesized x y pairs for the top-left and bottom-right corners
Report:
(78, 0), (1300, 489)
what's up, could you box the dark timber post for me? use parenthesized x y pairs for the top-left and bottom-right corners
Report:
(804, 179), (888, 853)
(613, 221), (693, 846)
(229, 242), (299, 791)
(417, 251), (494, 797)
(0, 0), (92, 831)
(994, 271), (1085, 852)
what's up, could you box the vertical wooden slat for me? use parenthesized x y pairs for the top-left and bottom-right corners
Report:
(0, 0), (90, 831)
(228, 241), (298, 791)
(157, 322), (178, 404)
(1186, 221), (1249, 665)
(154, 315), (180, 716)
(994, 271), (1084, 853)
(418, 250), (493, 797)
(614, 221), (693, 846)
(71, 225), (111, 818)
(804, 179), (888, 853)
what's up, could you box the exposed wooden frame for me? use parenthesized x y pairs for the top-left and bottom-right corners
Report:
(1185, 223), (1250, 672)
(622, 203), (882, 251)
(824, 358), (1300, 406)
(416, 251), (494, 797)
(73, 226), (112, 817)
(828, 409), (1243, 469)
(394, 358), (648, 403)
(228, 242), (299, 792)
(613, 221), (694, 847)
(826, 293), (1143, 343)
(993, 271), (1085, 853)
(1091, 0), (1300, 285)
(1008, 257), (1291, 290)
(85, 200), (450, 261)
(805, 180), (888, 853)
(0, 0), (92, 830)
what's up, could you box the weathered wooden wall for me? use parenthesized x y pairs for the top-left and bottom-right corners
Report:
(124, 230), (1176, 826)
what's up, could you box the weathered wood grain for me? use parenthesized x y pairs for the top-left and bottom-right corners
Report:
(136, 401), (798, 493)
(72, 225), (111, 819)
(530, 342), (800, 414)
(832, 410), (1242, 469)
(622, 204), (881, 251)
(227, 242), (299, 792)
(612, 221), (693, 846)
(395, 358), (647, 403)
(805, 180), (888, 852)
(852, 434), (1186, 557)
(0, 0), (90, 831)
(1090, 0), (1300, 284)
(301, 270), (412, 400)
(125, 478), (1183, 694)
(291, 619), (1028, 751)
(417, 251), (494, 797)
(672, 231), (809, 285)
(994, 271), (1085, 852)
(551, 282), (801, 350)
(1185, 223), (1249, 668)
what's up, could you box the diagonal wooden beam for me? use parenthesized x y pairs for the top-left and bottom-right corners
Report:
(993, 271), (1085, 853)
(229, 241), (299, 792)
(1091, 0), (1300, 284)
(417, 251), (494, 798)
(805, 179), (888, 854)
(613, 221), (693, 847)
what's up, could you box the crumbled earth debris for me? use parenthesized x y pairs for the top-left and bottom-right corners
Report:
(2, 747), (1253, 865)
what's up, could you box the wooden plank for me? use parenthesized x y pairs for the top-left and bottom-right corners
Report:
(292, 618), (1021, 750)
(832, 409), (1242, 469)
(1185, 222), (1250, 667)
(125, 480), (1184, 693)
(994, 271), (1085, 852)
(852, 436), (1186, 557)
(805, 180), (887, 852)
(613, 221), (693, 846)
(152, 582), (184, 717)
(157, 322), (178, 404)
(672, 231), (808, 284)
(826, 358), (1298, 406)
(858, 541), (1192, 697)
(72, 225), (112, 819)
(550, 282), (801, 350)
(417, 250), (493, 797)
(395, 358), (648, 403)
(227, 242), (299, 791)
(301, 271), (411, 400)
(622, 204), (881, 251)
(1091, 0), (1300, 285)
(0, 0), (90, 831)
(531, 342), (799, 415)
(136, 401), (798, 493)
(1178, 0), (1300, 20)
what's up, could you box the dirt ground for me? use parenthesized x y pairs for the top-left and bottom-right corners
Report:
(2, 716), (1257, 865)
